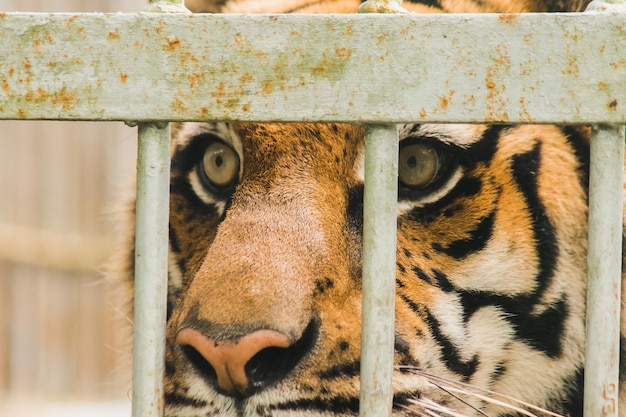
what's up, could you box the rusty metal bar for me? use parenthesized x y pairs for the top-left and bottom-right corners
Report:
(132, 123), (171, 417)
(582, 3), (625, 416)
(584, 125), (625, 417)
(0, 12), (624, 124)
(360, 124), (399, 417)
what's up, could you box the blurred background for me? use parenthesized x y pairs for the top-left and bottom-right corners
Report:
(0, 0), (146, 415)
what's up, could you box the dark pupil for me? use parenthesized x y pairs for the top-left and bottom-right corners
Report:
(407, 156), (417, 168)
(215, 155), (223, 168)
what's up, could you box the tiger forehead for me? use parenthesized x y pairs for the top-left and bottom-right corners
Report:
(231, 122), (366, 173)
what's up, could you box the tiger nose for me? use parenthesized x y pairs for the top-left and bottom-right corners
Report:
(176, 328), (291, 396)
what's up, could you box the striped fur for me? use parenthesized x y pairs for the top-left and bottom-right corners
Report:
(119, 1), (626, 416)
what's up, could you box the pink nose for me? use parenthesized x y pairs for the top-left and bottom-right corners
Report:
(176, 328), (291, 396)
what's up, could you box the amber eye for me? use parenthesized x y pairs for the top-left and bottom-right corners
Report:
(199, 141), (240, 192)
(398, 143), (440, 189)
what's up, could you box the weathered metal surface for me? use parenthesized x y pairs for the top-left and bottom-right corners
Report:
(584, 125), (625, 417)
(360, 125), (398, 417)
(132, 123), (170, 417)
(0, 12), (624, 123)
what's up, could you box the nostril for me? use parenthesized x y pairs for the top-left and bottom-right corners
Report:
(176, 321), (318, 397)
(180, 344), (218, 386)
(246, 321), (319, 392)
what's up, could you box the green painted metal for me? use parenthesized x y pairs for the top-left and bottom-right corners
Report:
(583, 1), (625, 415)
(584, 125), (625, 417)
(133, 123), (171, 417)
(360, 125), (399, 417)
(0, 12), (624, 123)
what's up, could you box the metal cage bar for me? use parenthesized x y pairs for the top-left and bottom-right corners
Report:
(360, 124), (399, 417)
(584, 124), (625, 417)
(132, 123), (171, 417)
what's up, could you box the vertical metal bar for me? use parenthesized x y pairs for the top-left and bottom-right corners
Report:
(132, 123), (171, 417)
(584, 124), (625, 417)
(360, 124), (399, 417)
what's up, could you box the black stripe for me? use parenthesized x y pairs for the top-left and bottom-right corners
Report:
(403, 0), (443, 9)
(561, 367), (584, 417)
(164, 392), (208, 408)
(561, 126), (590, 196)
(170, 178), (220, 216)
(270, 396), (359, 413)
(169, 223), (181, 253)
(318, 361), (360, 380)
(440, 210), (496, 259)
(412, 266), (433, 285)
(511, 142), (559, 300)
(408, 176), (482, 221)
(425, 310), (479, 380)
(458, 291), (568, 358)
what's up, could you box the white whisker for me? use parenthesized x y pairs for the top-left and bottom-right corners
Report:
(398, 367), (565, 417)
(429, 380), (491, 417)
(408, 397), (472, 417)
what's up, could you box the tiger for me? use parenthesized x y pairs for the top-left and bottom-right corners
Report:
(117, 0), (626, 416)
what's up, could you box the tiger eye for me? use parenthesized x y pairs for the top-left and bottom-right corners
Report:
(201, 141), (240, 189)
(398, 143), (440, 188)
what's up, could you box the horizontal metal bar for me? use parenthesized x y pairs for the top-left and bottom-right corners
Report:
(133, 123), (171, 417)
(360, 124), (398, 417)
(0, 12), (624, 123)
(584, 124), (625, 417)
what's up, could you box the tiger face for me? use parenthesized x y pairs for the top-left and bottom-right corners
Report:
(118, 0), (619, 416)
(159, 121), (593, 417)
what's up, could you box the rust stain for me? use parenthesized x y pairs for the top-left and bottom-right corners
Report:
(335, 47), (351, 60)
(32, 39), (42, 55)
(17, 108), (27, 118)
(155, 19), (165, 35)
(377, 33), (388, 44)
(438, 90), (455, 111)
(562, 56), (579, 76)
(518, 97), (534, 122)
(120, 72), (128, 83)
(188, 72), (204, 89)
(199, 107), (208, 118)
(498, 14), (517, 24)
(234, 33), (243, 44)
(420, 108), (427, 118)
(610, 59), (626, 69)
(240, 73), (253, 83)
(262, 80), (274, 95)
(608, 99), (618, 111)
(242, 103), (251, 112)
(598, 81), (608, 89)
(23, 58), (32, 71)
(51, 86), (78, 111)
(2, 77), (9, 93)
(166, 36), (181, 50)
(173, 95), (187, 112)
(211, 82), (226, 105)
(66, 15), (79, 25)
(108, 28), (120, 40)
(345, 25), (353, 35)
(523, 34), (533, 45)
